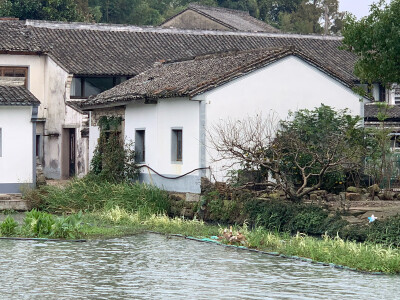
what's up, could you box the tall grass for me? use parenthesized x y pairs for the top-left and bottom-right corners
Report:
(88, 207), (400, 273)
(244, 227), (400, 274)
(90, 207), (220, 238)
(26, 177), (170, 215)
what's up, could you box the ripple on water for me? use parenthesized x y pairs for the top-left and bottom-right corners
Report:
(0, 233), (399, 299)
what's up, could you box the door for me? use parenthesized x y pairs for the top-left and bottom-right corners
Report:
(62, 128), (76, 179)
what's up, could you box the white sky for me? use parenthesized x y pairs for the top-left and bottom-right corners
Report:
(339, 0), (392, 19)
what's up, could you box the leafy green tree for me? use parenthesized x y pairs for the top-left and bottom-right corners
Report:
(364, 104), (399, 189)
(0, 0), (12, 17)
(275, 105), (364, 198)
(259, 0), (302, 24)
(0, 0), (85, 21)
(342, 0), (400, 87)
(279, 0), (343, 34)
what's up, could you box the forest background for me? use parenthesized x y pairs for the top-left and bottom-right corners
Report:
(0, 0), (346, 34)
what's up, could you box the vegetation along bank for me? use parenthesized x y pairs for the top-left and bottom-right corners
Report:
(0, 177), (398, 274)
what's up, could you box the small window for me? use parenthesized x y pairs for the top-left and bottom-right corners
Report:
(0, 66), (28, 87)
(36, 135), (42, 158)
(172, 129), (182, 162)
(70, 76), (129, 98)
(135, 130), (145, 163)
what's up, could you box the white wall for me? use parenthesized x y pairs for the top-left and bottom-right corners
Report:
(125, 98), (200, 173)
(0, 106), (33, 184)
(194, 55), (368, 181)
(124, 98), (201, 192)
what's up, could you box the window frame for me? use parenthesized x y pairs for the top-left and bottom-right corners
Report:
(171, 128), (183, 163)
(135, 129), (146, 163)
(0, 66), (28, 87)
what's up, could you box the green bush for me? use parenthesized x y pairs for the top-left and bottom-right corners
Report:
(245, 199), (351, 237)
(367, 215), (400, 247)
(245, 199), (296, 232)
(0, 215), (19, 237)
(23, 209), (55, 237)
(50, 211), (83, 239)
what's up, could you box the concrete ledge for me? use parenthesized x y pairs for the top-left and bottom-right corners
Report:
(0, 199), (30, 211)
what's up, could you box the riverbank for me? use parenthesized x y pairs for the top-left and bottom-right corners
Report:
(2, 208), (399, 274)
(85, 209), (400, 274)
(10, 177), (400, 274)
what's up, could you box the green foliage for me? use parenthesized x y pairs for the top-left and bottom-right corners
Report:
(207, 194), (240, 223)
(342, 0), (400, 86)
(50, 211), (83, 239)
(245, 199), (350, 236)
(21, 209), (84, 238)
(276, 105), (364, 196)
(0, 0), (86, 21)
(23, 209), (55, 237)
(91, 116), (139, 183)
(279, 0), (343, 34)
(28, 176), (171, 216)
(0, 215), (19, 237)
(363, 103), (397, 188)
(367, 215), (400, 247)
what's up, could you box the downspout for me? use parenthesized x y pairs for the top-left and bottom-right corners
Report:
(31, 104), (39, 188)
(199, 100), (207, 178)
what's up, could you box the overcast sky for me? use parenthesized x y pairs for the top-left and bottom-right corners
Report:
(339, 0), (392, 19)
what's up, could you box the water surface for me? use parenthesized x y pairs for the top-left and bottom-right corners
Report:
(0, 233), (399, 299)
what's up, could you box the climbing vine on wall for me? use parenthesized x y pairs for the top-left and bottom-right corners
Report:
(91, 116), (139, 182)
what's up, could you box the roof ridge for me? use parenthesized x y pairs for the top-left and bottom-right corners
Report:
(24, 19), (342, 40)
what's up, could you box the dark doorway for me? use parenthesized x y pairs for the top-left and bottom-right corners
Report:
(62, 128), (76, 178)
(69, 129), (76, 177)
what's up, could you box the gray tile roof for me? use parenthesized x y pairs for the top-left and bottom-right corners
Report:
(80, 47), (356, 108)
(364, 103), (400, 121)
(164, 4), (280, 33)
(0, 21), (43, 52)
(0, 20), (357, 81)
(0, 85), (41, 105)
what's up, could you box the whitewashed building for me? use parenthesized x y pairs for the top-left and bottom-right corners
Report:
(81, 47), (369, 193)
(2, 19), (390, 186)
(0, 85), (40, 193)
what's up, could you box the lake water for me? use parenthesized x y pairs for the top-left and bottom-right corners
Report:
(0, 233), (399, 299)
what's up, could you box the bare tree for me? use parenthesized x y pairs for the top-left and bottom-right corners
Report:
(209, 105), (365, 201)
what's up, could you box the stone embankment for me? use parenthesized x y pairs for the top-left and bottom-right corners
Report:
(0, 194), (29, 211)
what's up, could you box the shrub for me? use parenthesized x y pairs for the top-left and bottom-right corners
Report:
(0, 215), (19, 237)
(245, 199), (351, 237)
(50, 211), (83, 239)
(90, 116), (139, 183)
(367, 215), (400, 247)
(23, 209), (55, 237)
